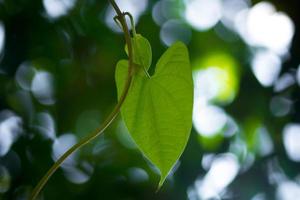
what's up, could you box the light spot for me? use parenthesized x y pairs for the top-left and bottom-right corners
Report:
(229, 138), (248, 161)
(201, 154), (215, 170)
(296, 64), (300, 86)
(193, 68), (228, 102)
(221, 0), (250, 29)
(195, 153), (239, 199)
(0, 22), (4, 56)
(52, 133), (77, 167)
(187, 187), (198, 200)
(31, 71), (55, 105)
(223, 116), (239, 137)
(283, 124), (300, 162)
(64, 167), (90, 184)
(234, 8), (249, 40)
(105, 0), (148, 32)
(43, 0), (76, 19)
(160, 19), (191, 46)
(236, 2), (294, 55)
(0, 111), (22, 156)
(184, 0), (222, 31)
(266, 158), (286, 185)
(193, 54), (239, 103)
(277, 181), (300, 200)
(257, 126), (274, 156)
(15, 62), (36, 91)
(92, 136), (111, 155)
(193, 101), (227, 137)
(270, 96), (292, 117)
(251, 193), (266, 200)
(127, 167), (149, 183)
(63, 162), (93, 184)
(251, 50), (281, 87)
(274, 73), (295, 92)
(33, 112), (56, 140)
(152, 0), (167, 26)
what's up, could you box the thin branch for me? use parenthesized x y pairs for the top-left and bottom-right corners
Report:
(29, 1), (134, 199)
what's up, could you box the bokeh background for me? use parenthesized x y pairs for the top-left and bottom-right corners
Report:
(0, 0), (300, 199)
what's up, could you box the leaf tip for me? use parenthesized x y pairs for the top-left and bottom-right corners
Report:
(156, 172), (168, 192)
(156, 179), (164, 192)
(172, 41), (187, 48)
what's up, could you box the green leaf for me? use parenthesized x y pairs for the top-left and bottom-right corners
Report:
(125, 34), (152, 71)
(116, 41), (193, 188)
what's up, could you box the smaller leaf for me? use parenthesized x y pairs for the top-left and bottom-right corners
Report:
(125, 34), (152, 71)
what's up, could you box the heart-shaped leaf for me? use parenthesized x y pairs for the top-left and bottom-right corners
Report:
(116, 38), (193, 187)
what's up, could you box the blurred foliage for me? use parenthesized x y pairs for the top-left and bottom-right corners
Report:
(0, 0), (300, 200)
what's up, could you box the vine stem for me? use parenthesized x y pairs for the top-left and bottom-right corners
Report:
(29, 1), (134, 199)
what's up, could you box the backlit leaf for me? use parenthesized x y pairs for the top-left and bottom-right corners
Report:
(125, 34), (152, 71)
(116, 41), (193, 188)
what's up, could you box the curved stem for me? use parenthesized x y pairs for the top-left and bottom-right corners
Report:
(124, 12), (136, 36)
(29, 1), (134, 199)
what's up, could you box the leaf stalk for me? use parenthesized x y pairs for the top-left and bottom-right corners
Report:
(29, 1), (134, 199)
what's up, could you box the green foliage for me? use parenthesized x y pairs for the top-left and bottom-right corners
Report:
(116, 35), (193, 187)
(126, 34), (152, 72)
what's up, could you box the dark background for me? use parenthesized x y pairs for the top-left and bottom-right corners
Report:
(0, 0), (300, 199)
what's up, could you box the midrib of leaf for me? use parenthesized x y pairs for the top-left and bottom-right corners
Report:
(151, 79), (189, 146)
(148, 84), (165, 171)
